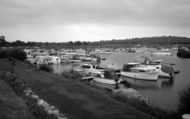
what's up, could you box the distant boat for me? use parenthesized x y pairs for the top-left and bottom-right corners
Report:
(151, 49), (172, 56)
(121, 63), (159, 81)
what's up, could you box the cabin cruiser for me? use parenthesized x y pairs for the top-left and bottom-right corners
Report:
(121, 63), (159, 81)
(142, 59), (175, 78)
(93, 69), (124, 85)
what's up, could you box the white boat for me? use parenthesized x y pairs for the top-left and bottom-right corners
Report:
(151, 50), (172, 56)
(142, 59), (174, 78)
(93, 69), (124, 85)
(121, 63), (159, 81)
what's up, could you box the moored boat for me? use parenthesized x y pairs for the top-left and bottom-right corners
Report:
(121, 63), (159, 81)
(142, 58), (176, 78)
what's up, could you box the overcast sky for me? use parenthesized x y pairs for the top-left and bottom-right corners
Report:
(0, 0), (190, 42)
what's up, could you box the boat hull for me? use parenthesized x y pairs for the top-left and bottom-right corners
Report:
(93, 77), (124, 85)
(146, 65), (171, 78)
(121, 71), (158, 81)
(93, 77), (117, 85)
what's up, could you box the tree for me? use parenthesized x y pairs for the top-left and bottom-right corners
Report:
(74, 41), (82, 45)
(0, 35), (7, 46)
(11, 40), (26, 46)
(8, 48), (27, 61)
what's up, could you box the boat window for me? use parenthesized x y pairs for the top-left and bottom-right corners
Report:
(139, 70), (146, 72)
(81, 65), (91, 69)
(95, 74), (101, 78)
(131, 69), (139, 72)
(123, 65), (134, 71)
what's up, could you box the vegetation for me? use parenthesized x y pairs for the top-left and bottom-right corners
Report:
(177, 47), (190, 58)
(1, 35), (190, 48)
(112, 92), (180, 119)
(178, 85), (190, 115)
(0, 59), (155, 119)
(0, 49), (7, 58)
(0, 48), (27, 61)
(39, 64), (53, 72)
(0, 78), (35, 119)
(7, 48), (27, 61)
(62, 70), (82, 80)
(1, 72), (57, 119)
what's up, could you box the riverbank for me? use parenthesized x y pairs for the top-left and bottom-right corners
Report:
(0, 58), (158, 119)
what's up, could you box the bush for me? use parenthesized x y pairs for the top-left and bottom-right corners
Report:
(0, 49), (8, 58)
(62, 70), (82, 80)
(177, 48), (190, 58)
(39, 64), (53, 72)
(7, 48), (27, 61)
(178, 86), (190, 115)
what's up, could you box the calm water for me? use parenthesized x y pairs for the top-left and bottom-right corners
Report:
(52, 52), (190, 111)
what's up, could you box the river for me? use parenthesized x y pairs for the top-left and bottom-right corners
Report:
(51, 51), (190, 111)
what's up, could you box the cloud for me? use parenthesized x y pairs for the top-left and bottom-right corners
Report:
(0, 0), (190, 42)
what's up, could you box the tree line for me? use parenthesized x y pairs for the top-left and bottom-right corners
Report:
(1, 35), (190, 48)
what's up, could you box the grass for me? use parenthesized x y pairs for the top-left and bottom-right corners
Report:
(0, 59), (156, 119)
(61, 70), (82, 80)
(112, 93), (180, 119)
(39, 64), (53, 72)
(1, 70), (58, 119)
(0, 78), (35, 119)
(3, 58), (184, 119)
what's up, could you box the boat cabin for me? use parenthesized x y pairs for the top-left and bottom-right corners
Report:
(122, 62), (140, 71)
(95, 69), (121, 80)
(130, 66), (156, 73)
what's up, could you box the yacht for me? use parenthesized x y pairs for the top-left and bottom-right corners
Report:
(121, 63), (159, 81)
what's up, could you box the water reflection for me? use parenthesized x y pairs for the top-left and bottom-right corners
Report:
(158, 78), (175, 89)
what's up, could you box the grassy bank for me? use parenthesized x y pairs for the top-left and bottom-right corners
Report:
(0, 66), (35, 119)
(0, 58), (156, 119)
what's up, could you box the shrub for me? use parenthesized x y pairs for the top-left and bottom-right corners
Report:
(0, 49), (7, 58)
(177, 48), (190, 58)
(7, 48), (27, 61)
(39, 64), (53, 72)
(178, 86), (190, 115)
(62, 70), (82, 80)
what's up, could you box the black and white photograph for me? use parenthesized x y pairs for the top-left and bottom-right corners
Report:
(0, 0), (190, 119)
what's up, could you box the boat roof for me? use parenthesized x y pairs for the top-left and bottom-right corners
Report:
(81, 63), (92, 66)
(150, 60), (164, 63)
(131, 66), (155, 71)
(126, 62), (140, 65)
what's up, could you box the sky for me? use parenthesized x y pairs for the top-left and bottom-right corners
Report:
(0, 0), (190, 42)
